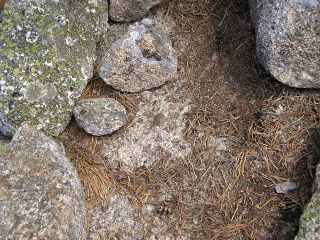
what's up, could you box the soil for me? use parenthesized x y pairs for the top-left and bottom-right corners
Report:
(58, 0), (320, 239)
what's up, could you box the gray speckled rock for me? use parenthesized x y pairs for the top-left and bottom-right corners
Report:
(0, 123), (86, 240)
(109, 0), (164, 22)
(99, 19), (177, 92)
(97, 22), (129, 64)
(87, 193), (189, 240)
(250, 0), (320, 88)
(295, 164), (320, 239)
(88, 194), (144, 240)
(73, 98), (127, 136)
(0, 0), (108, 137)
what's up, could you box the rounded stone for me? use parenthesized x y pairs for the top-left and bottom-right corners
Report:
(99, 19), (178, 92)
(73, 98), (127, 136)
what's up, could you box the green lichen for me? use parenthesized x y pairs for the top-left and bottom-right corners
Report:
(96, 23), (128, 64)
(0, 145), (6, 153)
(296, 168), (320, 239)
(0, 0), (108, 136)
(296, 196), (320, 239)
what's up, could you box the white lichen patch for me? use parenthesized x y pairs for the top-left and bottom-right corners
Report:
(24, 82), (57, 103)
(102, 81), (191, 172)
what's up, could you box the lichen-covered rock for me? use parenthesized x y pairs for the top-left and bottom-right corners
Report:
(250, 0), (320, 88)
(109, 0), (164, 22)
(295, 164), (320, 239)
(0, 0), (108, 137)
(99, 19), (177, 92)
(73, 98), (127, 136)
(0, 123), (86, 239)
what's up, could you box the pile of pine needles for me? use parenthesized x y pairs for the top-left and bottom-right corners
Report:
(60, 0), (320, 239)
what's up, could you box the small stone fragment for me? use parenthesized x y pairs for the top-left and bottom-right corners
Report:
(73, 98), (127, 136)
(99, 19), (178, 92)
(275, 182), (297, 194)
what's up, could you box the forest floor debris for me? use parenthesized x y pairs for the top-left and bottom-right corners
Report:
(59, 0), (320, 239)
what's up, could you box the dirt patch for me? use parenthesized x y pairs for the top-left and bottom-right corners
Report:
(59, 0), (320, 239)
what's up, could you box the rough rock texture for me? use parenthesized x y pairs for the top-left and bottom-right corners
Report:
(250, 0), (320, 88)
(99, 19), (177, 92)
(87, 193), (184, 240)
(97, 22), (129, 64)
(88, 194), (144, 240)
(109, 0), (163, 22)
(295, 164), (320, 239)
(102, 79), (191, 172)
(73, 98), (127, 136)
(0, 0), (108, 137)
(0, 123), (86, 239)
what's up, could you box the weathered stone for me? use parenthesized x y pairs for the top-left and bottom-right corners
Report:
(109, 0), (164, 22)
(88, 194), (144, 240)
(295, 164), (320, 239)
(0, 0), (108, 137)
(0, 123), (86, 239)
(73, 98), (127, 136)
(97, 22), (129, 64)
(101, 80), (191, 172)
(99, 19), (177, 92)
(250, 0), (320, 88)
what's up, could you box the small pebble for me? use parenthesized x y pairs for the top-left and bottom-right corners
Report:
(275, 182), (297, 194)
(73, 98), (127, 136)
